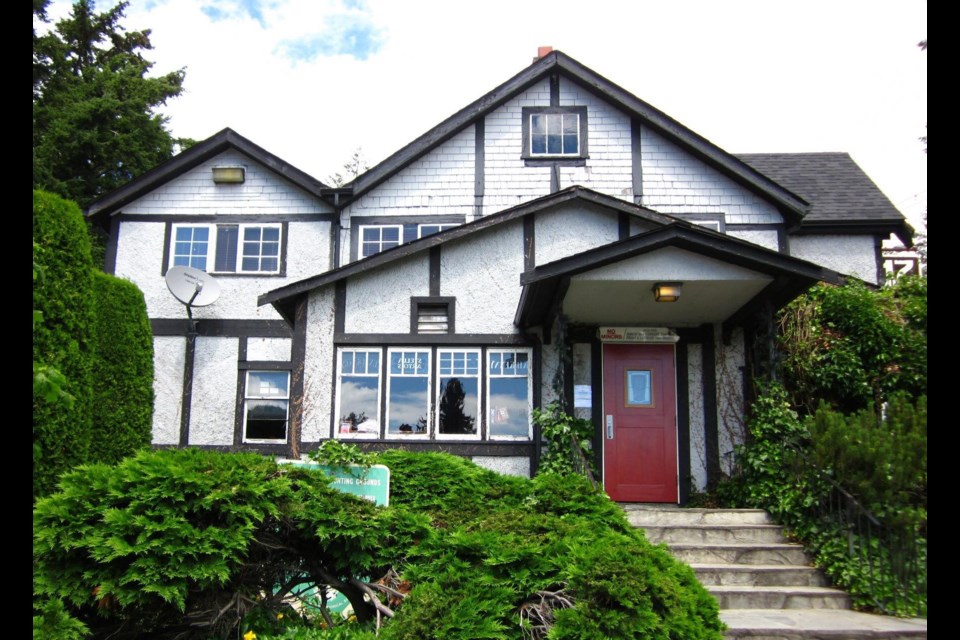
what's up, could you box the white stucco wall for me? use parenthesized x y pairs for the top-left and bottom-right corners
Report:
(114, 219), (331, 320)
(440, 221), (524, 334)
(188, 337), (239, 445)
(152, 336), (186, 445)
(715, 326), (746, 476)
(118, 150), (331, 215)
(641, 128), (783, 225)
(686, 343), (707, 492)
(534, 207), (619, 266)
(472, 456), (531, 478)
(727, 229), (780, 252)
(247, 337), (292, 362)
(344, 255), (430, 333)
(302, 288), (337, 442)
(540, 339), (561, 407)
(630, 218), (660, 236)
(789, 234), (879, 285)
(345, 128), (476, 219)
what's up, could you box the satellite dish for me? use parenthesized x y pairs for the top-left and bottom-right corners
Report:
(165, 266), (221, 307)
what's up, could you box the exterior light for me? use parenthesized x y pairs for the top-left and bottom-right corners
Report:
(212, 166), (245, 184)
(653, 282), (682, 302)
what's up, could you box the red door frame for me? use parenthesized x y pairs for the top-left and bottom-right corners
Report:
(602, 343), (678, 503)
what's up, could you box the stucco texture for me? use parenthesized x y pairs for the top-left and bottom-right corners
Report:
(152, 336), (186, 445)
(535, 206), (619, 266)
(247, 337), (292, 362)
(302, 288), (336, 442)
(344, 255), (430, 333)
(715, 326), (746, 475)
(188, 337), (239, 445)
(472, 456), (531, 478)
(686, 343), (707, 492)
(728, 229), (780, 252)
(789, 234), (879, 284)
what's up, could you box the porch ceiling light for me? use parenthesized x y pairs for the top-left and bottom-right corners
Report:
(653, 282), (682, 302)
(212, 166), (245, 184)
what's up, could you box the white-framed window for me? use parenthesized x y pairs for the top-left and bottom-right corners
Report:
(385, 349), (431, 438)
(170, 223), (282, 274)
(521, 106), (588, 159)
(335, 349), (382, 439)
(359, 225), (402, 258)
(243, 370), (290, 443)
(487, 349), (533, 440)
(435, 349), (481, 439)
(417, 223), (458, 239)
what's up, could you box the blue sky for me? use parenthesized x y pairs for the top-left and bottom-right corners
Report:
(40, 0), (927, 233)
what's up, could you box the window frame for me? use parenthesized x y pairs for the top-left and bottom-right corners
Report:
(521, 106), (589, 163)
(169, 222), (284, 275)
(241, 370), (290, 444)
(358, 224), (403, 259)
(417, 223), (459, 239)
(434, 348), (482, 441)
(384, 348), (432, 440)
(486, 348), (534, 441)
(334, 347), (384, 440)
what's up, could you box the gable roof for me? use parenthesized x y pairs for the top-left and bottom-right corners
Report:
(737, 152), (912, 244)
(343, 50), (810, 223)
(259, 185), (684, 321)
(85, 127), (330, 219)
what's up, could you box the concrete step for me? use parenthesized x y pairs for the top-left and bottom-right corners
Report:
(721, 609), (927, 639)
(668, 543), (811, 566)
(643, 524), (787, 545)
(710, 586), (851, 610)
(692, 564), (828, 587)
(623, 505), (772, 526)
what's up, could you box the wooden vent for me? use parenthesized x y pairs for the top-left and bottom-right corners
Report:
(417, 304), (449, 334)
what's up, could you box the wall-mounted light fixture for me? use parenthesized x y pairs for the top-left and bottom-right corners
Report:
(653, 282), (683, 302)
(212, 166), (245, 184)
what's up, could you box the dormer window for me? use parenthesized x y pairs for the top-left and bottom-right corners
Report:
(521, 106), (588, 163)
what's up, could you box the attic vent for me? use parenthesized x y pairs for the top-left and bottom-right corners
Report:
(418, 304), (449, 334)
(412, 297), (456, 335)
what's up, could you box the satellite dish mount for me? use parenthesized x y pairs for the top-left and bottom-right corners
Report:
(164, 266), (222, 333)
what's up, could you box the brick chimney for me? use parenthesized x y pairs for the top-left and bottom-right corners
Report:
(534, 46), (553, 62)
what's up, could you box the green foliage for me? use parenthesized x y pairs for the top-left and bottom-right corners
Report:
(33, 597), (88, 640)
(778, 278), (927, 415)
(35, 449), (725, 638)
(308, 439), (378, 470)
(33, 189), (96, 499)
(33, 0), (187, 207)
(532, 402), (597, 477)
(89, 271), (154, 464)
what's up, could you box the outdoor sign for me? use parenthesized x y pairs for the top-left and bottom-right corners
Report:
(597, 327), (679, 343)
(278, 460), (391, 506)
(574, 385), (592, 408)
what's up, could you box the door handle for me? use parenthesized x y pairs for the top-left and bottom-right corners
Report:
(606, 415), (614, 439)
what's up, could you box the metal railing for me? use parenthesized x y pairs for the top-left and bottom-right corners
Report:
(817, 477), (926, 617)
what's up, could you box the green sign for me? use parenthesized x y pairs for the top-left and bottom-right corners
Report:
(279, 461), (391, 507)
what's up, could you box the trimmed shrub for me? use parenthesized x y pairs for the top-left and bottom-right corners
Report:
(89, 271), (154, 464)
(33, 189), (96, 498)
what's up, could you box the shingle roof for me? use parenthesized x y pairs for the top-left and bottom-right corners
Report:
(735, 152), (905, 224)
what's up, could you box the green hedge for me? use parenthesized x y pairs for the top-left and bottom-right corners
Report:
(90, 271), (154, 464)
(33, 189), (96, 498)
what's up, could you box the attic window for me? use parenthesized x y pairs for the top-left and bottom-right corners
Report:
(521, 106), (588, 164)
(411, 297), (455, 334)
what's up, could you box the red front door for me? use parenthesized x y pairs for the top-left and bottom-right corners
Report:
(602, 343), (678, 502)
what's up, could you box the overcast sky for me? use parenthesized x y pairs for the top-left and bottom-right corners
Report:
(41, 0), (927, 233)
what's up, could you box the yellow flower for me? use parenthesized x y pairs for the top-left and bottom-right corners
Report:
(276, 613), (284, 620)
(243, 631), (256, 640)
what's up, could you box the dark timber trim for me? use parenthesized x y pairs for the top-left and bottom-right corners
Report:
(290, 297), (308, 458)
(280, 221), (290, 277)
(874, 235), (885, 286)
(180, 333), (197, 446)
(676, 337), (691, 505)
(520, 105), (590, 163)
(154, 443), (291, 456)
(475, 119), (485, 218)
(118, 213), (335, 224)
(151, 319), (292, 338)
(778, 225), (789, 254)
(334, 281), (347, 334)
(631, 119), (643, 205)
(524, 214), (536, 271)
(233, 338), (247, 446)
(591, 339), (603, 481)
(429, 247), (441, 296)
(239, 361), (292, 371)
(701, 324), (720, 489)
(550, 73), (560, 106)
(302, 441), (536, 458)
(618, 212), (630, 241)
(551, 165), (561, 193)
(104, 215), (120, 274)
(161, 222), (173, 276)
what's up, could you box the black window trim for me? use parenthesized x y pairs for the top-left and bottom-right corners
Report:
(521, 105), (589, 165)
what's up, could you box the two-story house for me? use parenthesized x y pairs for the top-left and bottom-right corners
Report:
(86, 49), (911, 504)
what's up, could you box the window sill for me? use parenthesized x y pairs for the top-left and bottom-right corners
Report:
(522, 158), (587, 168)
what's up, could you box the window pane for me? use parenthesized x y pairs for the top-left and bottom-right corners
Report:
(488, 378), (529, 438)
(388, 377), (429, 436)
(355, 352), (367, 374)
(563, 132), (578, 155)
(263, 227), (280, 242)
(531, 114), (546, 136)
(341, 351), (354, 374)
(438, 376), (478, 435)
(215, 225), (239, 272)
(339, 376), (380, 435)
(244, 227), (261, 242)
(247, 371), (289, 397)
(242, 257), (259, 271)
(382, 227), (400, 242)
(194, 228), (209, 241)
(260, 257), (278, 272)
(368, 352), (380, 374)
(245, 400), (287, 440)
(175, 228), (192, 242)
(363, 228), (378, 241)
